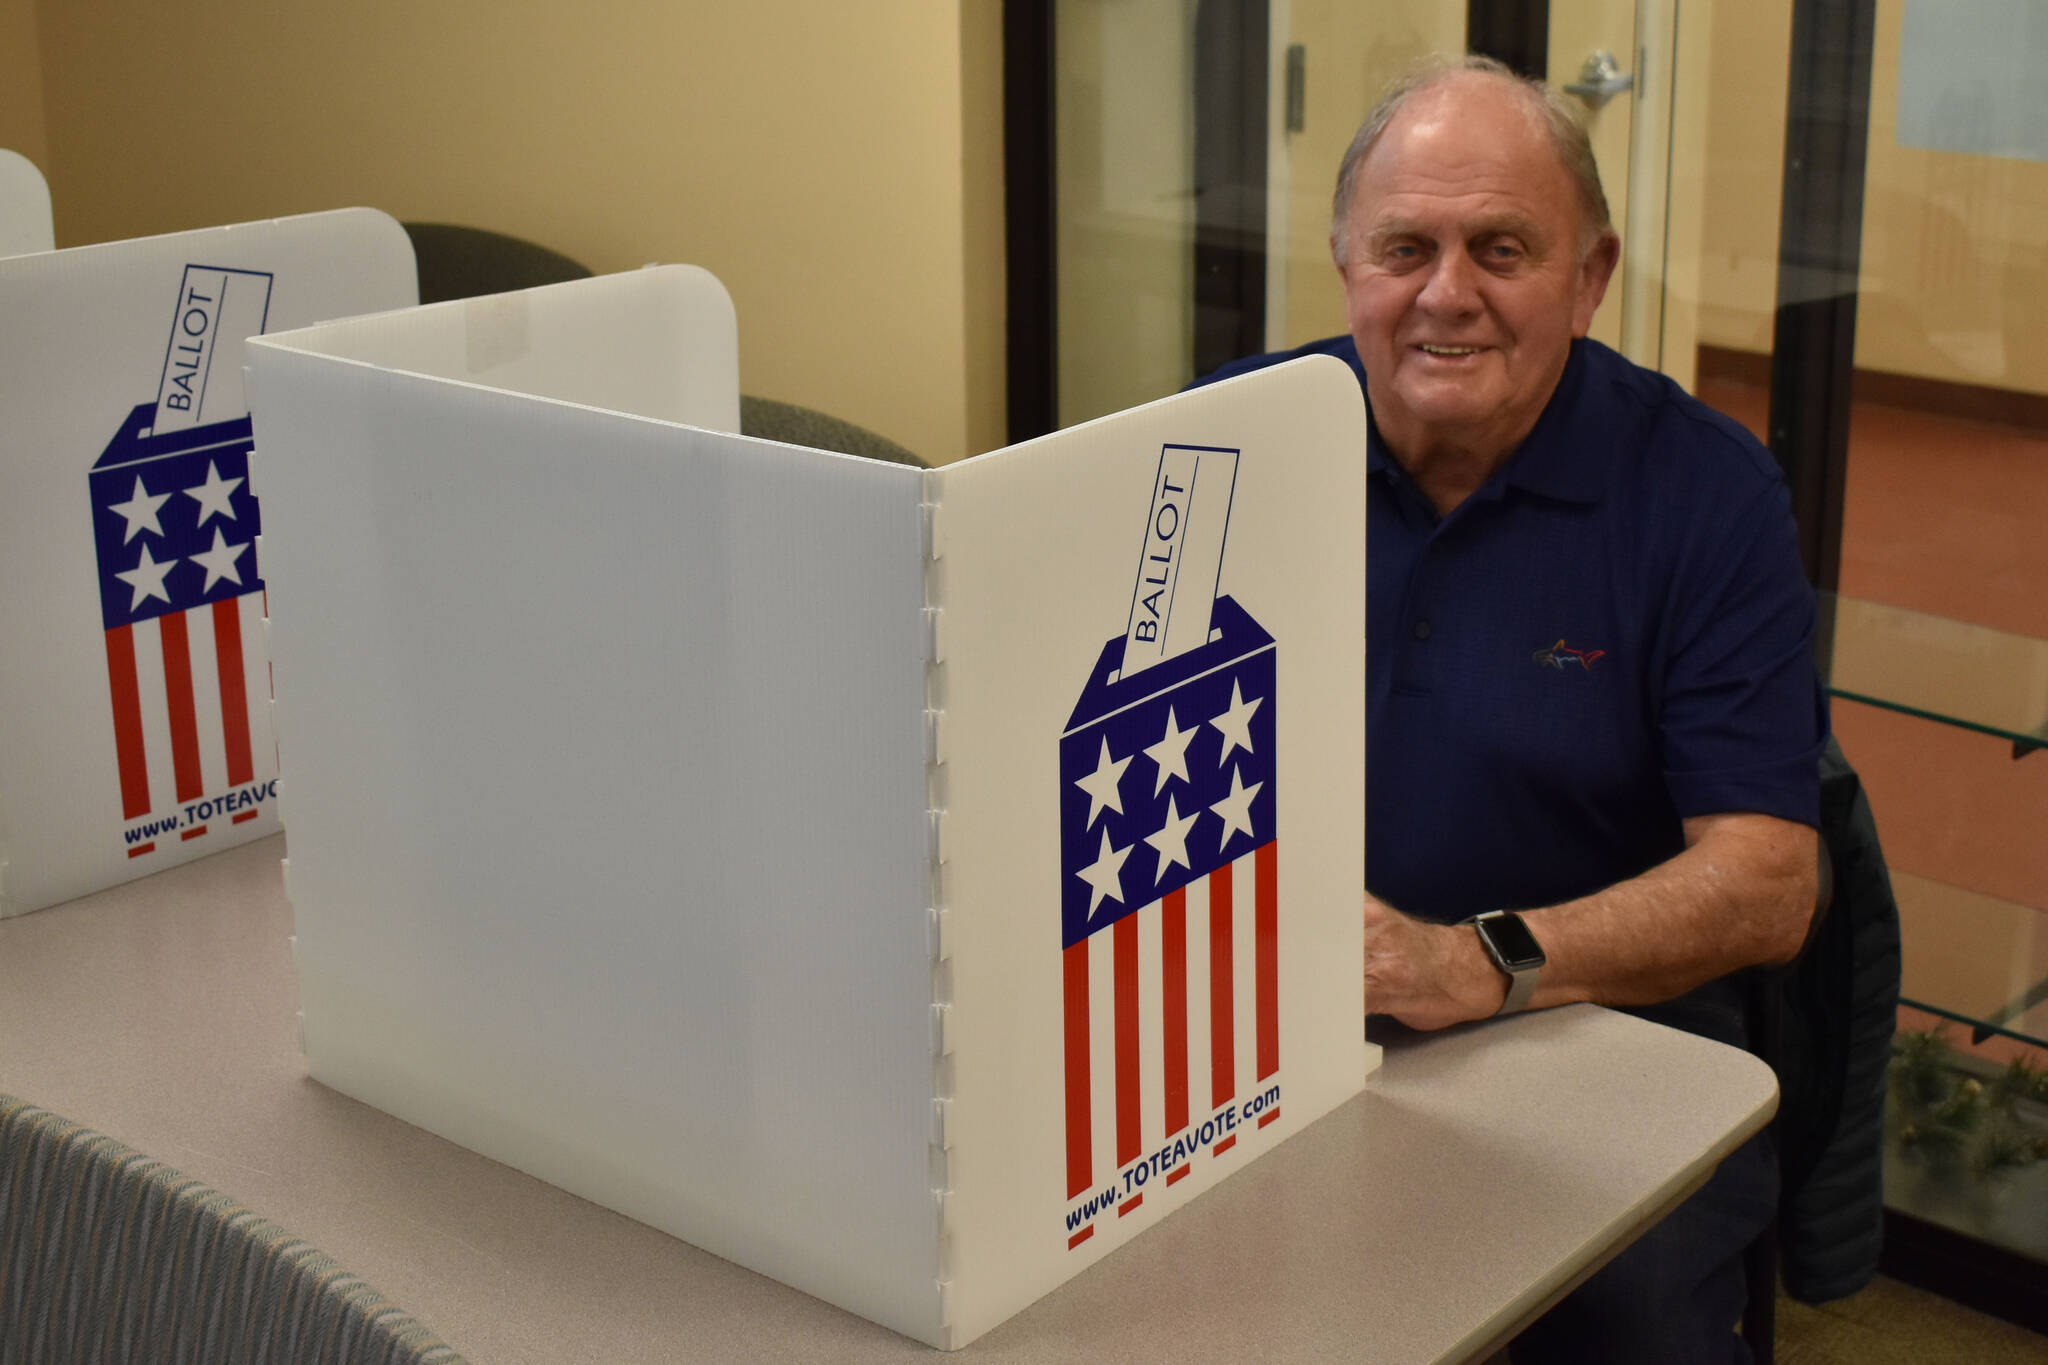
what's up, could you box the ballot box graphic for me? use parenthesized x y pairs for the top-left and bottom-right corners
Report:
(87, 400), (268, 857)
(87, 265), (275, 861)
(1055, 440), (1290, 1250)
(1058, 593), (1279, 1240)
(243, 266), (1372, 1349)
(0, 209), (417, 916)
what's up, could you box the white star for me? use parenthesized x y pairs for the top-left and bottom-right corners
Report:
(189, 526), (249, 592)
(114, 544), (178, 610)
(1210, 764), (1264, 853)
(108, 476), (171, 544)
(1144, 794), (1201, 882)
(1144, 706), (1198, 795)
(184, 460), (244, 527)
(1074, 736), (1131, 829)
(1211, 680), (1264, 765)
(1076, 828), (1132, 917)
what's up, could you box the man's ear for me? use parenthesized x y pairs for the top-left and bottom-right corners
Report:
(1331, 231), (1350, 283)
(1572, 230), (1622, 337)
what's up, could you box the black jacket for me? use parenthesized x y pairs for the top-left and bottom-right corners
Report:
(1751, 736), (1902, 1302)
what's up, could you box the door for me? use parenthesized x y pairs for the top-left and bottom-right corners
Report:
(1543, 0), (1692, 381)
(1263, 1), (1688, 374)
(1041, 0), (1694, 431)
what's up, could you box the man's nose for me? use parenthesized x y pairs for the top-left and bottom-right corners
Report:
(1415, 248), (1480, 315)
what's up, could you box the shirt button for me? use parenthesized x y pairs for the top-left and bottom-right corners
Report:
(1412, 619), (1433, 640)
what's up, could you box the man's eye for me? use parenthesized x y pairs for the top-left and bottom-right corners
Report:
(1483, 241), (1524, 264)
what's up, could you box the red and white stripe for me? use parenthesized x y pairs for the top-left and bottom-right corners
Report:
(103, 592), (267, 852)
(1064, 839), (1279, 1204)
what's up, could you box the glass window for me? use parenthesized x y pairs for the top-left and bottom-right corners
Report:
(1041, 0), (2048, 1284)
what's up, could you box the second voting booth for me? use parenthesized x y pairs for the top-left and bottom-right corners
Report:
(245, 267), (1374, 1349)
(0, 149), (54, 258)
(0, 209), (416, 917)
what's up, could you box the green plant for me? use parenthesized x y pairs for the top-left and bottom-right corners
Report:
(1889, 1026), (2045, 1182)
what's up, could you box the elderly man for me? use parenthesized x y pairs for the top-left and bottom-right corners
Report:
(1197, 57), (1826, 1364)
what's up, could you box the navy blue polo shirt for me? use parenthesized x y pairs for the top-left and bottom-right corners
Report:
(1199, 335), (1827, 1041)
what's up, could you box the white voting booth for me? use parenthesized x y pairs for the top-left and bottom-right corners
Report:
(0, 209), (417, 917)
(0, 150), (54, 257)
(245, 266), (1375, 1350)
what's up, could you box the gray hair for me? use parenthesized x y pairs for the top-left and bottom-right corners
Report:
(1329, 54), (1613, 259)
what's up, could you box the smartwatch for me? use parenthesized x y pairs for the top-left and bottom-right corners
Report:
(1469, 910), (1544, 1015)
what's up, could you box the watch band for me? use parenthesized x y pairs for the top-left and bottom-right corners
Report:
(1469, 910), (1544, 1015)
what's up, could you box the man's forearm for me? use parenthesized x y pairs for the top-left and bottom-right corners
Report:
(1362, 812), (1820, 1028)
(1521, 812), (1818, 1010)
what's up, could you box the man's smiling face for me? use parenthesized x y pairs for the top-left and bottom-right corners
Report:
(1335, 73), (1616, 468)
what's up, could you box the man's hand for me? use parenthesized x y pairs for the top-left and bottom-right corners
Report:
(1362, 892), (1509, 1029)
(1361, 813), (1819, 1029)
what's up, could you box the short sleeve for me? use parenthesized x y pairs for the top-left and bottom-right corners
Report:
(1656, 443), (1829, 828)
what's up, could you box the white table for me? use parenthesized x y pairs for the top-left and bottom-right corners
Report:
(0, 837), (1777, 1363)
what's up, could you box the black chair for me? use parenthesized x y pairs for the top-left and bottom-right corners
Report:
(740, 394), (926, 468)
(398, 225), (926, 469)
(1738, 736), (1904, 1363)
(400, 221), (593, 304)
(0, 1094), (464, 1364)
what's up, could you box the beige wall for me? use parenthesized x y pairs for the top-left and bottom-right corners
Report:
(1855, 0), (2048, 394)
(1546, 0), (1634, 354)
(1051, 1), (1472, 424)
(1693, 0), (1795, 355)
(0, 0), (48, 175)
(1054, 0), (1196, 428)
(28, 2), (1004, 464)
(1694, 0), (2048, 397)
(959, 2), (1009, 460)
(1656, 0), (1714, 391)
(1277, 1), (1465, 351)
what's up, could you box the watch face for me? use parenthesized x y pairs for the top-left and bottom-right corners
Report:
(1479, 912), (1544, 969)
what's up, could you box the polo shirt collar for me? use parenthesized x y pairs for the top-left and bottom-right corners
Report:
(1364, 338), (1609, 507)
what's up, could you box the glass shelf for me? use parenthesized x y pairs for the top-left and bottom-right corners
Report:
(1821, 598), (2048, 1049)
(1892, 872), (2048, 1051)
(1822, 594), (2048, 752)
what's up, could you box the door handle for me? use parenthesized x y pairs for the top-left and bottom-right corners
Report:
(1565, 50), (1634, 108)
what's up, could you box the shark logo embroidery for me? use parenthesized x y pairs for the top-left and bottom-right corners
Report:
(1532, 638), (1605, 671)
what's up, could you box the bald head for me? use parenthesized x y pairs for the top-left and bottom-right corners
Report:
(1331, 56), (1612, 262)
(1325, 55), (1622, 485)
